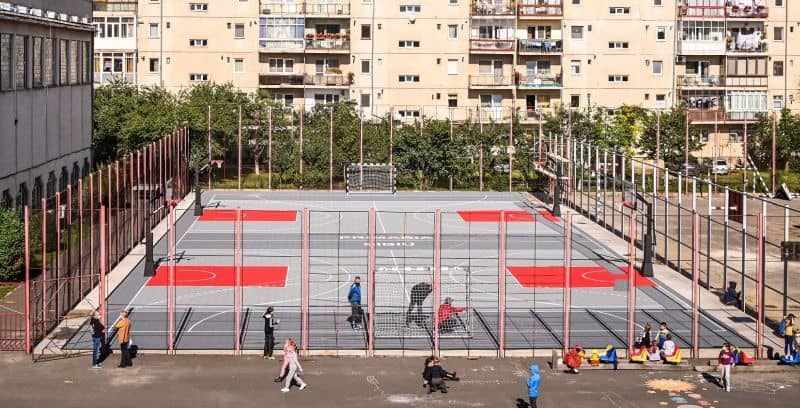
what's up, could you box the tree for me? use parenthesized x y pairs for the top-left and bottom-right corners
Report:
(605, 105), (647, 150)
(749, 109), (800, 172)
(639, 104), (704, 169)
(0, 208), (24, 281)
(92, 80), (138, 164)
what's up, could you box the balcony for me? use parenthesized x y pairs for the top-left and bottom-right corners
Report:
(518, 107), (553, 123)
(92, 1), (137, 13)
(727, 35), (767, 53)
(518, 73), (562, 89)
(259, 39), (305, 52)
(259, 74), (305, 87)
(469, 75), (514, 88)
(679, 38), (725, 55)
(687, 109), (762, 122)
(471, 0), (516, 17)
(260, 2), (350, 17)
(470, 38), (515, 53)
(305, 36), (350, 53)
(304, 74), (351, 87)
(725, 76), (767, 87)
(678, 1), (725, 18)
(518, 38), (562, 54)
(676, 75), (725, 88)
(726, 4), (767, 18)
(518, 0), (563, 18)
(94, 72), (134, 85)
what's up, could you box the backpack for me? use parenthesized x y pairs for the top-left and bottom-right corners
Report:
(778, 319), (787, 337)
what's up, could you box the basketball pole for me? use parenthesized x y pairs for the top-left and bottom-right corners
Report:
(168, 202), (176, 354)
(498, 211), (507, 358)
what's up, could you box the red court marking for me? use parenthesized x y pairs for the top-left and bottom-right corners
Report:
(506, 266), (656, 288)
(457, 210), (535, 222)
(147, 265), (288, 287)
(538, 210), (560, 223)
(198, 209), (297, 222)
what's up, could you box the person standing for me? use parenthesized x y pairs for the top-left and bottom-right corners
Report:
(637, 323), (652, 349)
(718, 343), (734, 392)
(114, 310), (132, 368)
(657, 322), (670, 348)
(281, 340), (307, 392)
(262, 306), (280, 360)
(527, 363), (541, 408)
(406, 282), (432, 325)
(781, 314), (795, 359)
(347, 276), (362, 330)
(90, 310), (105, 368)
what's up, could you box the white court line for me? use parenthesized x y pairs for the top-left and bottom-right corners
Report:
(373, 200), (403, 303)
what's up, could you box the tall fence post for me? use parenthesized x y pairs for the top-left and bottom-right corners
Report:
(301, 208), (310, 356)
(433, 209), (441, 357)
(756, 212), (764, 358)
(99, 206), (107, 329)
(692, 211), (700, 359)
(563, 212), (572, 355)
(41, 198), (47, 336)
(55, 192), (61, 319)
(234, 208), (243, 356)
(498, 210), (507, 358)
(628, 213), (636, 353)
(24, 206), (31, 353)
(168, 202), (176, 354)
(368, 208), (377, 357)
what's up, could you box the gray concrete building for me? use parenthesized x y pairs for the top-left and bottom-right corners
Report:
(0, 0), (93, 210)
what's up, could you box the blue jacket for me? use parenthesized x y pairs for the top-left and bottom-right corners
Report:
(527, 364), (540, 397)
(348, 283), (361, 304)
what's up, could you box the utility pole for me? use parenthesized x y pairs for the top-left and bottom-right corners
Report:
(329, 105), (334, 191)
(268, 107), (273, 190)
(237, 105), (242, 190)
(207, 105), (211, 190)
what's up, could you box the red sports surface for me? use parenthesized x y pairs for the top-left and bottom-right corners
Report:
(506, 266), (656, 288)
(457, 210), (536, 222)
(537, 210), (560, 223)
(198, 209), (297, 222)
(147, 265), (288, 287)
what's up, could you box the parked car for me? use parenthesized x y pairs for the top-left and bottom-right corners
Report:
(711, 159), (729, 175)
(679, 163), (698, 177)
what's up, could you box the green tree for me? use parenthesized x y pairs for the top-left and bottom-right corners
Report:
(749, 109), (800, 171)
(0, 208), (24, 281)
(639, 104), (703, 169)
(92, 80), (138, 164)
(605, 105), (647, 150)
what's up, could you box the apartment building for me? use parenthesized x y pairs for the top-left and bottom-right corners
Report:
(0, 0), (93, 210)
(137, 0), (259, 92)
(92, 0), (137, 85)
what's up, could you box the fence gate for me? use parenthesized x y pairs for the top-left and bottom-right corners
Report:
(0, 282), (26, 351)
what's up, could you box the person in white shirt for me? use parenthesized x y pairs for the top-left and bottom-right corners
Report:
(660, 334), (676, 360)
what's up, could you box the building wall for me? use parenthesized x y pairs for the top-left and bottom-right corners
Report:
(0, 1), (93, 208)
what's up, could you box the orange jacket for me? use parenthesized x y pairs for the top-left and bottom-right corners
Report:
(437, 303), (466, 322)
(115, 317), (131, 344)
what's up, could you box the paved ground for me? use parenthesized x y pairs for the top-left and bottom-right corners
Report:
(2, 353), (798, 408)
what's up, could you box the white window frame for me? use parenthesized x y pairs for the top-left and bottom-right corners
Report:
(148, 23), (160, 39)
(773, 95), (783, 110)
(608, 74), (629, 82)
(570, 59), (581, 75)
(447, 59), (458, 75)
(189, 73), (209, 82)
(148, 57), (160, 73)
(233, 58), (244, 74)
(609, 7), (630, 14)
(655, 94), (667, 109)
(448, 25), (458, 40)
(398, 74), (421, 83)
(234, 23), (245, 39)
(570, 26), (584, 40)
(656, 26), (667, 42)
(652, 60), (663, 75)
(398, 40), (421, 48)
(609, 41), (629, 49)
(399, 5), (421, 13)
(360, 92), (372, 108)
(189, 39), (208, 47)
(268, 58), (294, 73)
(189, 3), (209, 11)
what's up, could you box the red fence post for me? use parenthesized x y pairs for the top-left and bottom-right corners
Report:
(89, 173), (95, 287)
(692, 211), (700, 359)
(99, 206), (107, 329)
(756, 212), (764, 358)
(168, 202), (176, 354)
(55, 192), (61, 319)
(24, 206), (31, 353)
(368, 208), (377, 357)
(498, 210), (507, 358)
(78, 179), (84, 296)
(628, 213), (636, 353)
(234, 208), (242, 356)
(301, 208), (310, 356)
(563, 212), (572, 355)
(41, 198), (47, 336)
(432, 209), (441, 357)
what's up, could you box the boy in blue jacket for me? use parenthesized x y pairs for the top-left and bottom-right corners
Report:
(527, 364), (540, 408)
(347, 276), (362, 330)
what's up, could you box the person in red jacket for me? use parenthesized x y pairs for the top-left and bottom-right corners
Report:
(718, 343), (734, 392)
(438, 297), (467, 333)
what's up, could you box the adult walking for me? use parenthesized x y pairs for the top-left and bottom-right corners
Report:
(262, 306), (280, 360)
(281, 340), (307, 392)
(406, 281), (432, 326)
(114, 310), (133, 368)
(347, 276), (363, 330)
(90, 310), (105, 368)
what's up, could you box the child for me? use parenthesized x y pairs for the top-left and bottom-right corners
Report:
(647, 340), (662, 362)
(527, 363), (540, 408)
(564, 345), (584, 374)
(657, 322), (670, 349)
(718, 343), (733, 392)
(281, 340), (307, 392)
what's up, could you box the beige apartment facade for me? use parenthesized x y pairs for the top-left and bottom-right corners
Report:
(93, 0), (138, 85)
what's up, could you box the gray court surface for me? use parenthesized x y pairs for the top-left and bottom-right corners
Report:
(65, 191), (752, 352)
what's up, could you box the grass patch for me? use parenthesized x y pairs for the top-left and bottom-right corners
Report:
(0, 285), (17, 299)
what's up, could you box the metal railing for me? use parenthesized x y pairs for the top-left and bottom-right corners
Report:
(304, 74), (351, 86)
(676, 75), (725, 88)
(727, 39), (768, 53)
(471, 0), (517, 16)
(518, 0), (563, 17)
(259, 74), (304, 86)
(469, 38), (515, 52)
(518, 39), (562, 53)
(94, 72), (135, 85)
(305, 38), (350, 51)
(260, 2), (351, 16)
(518, 73), (562, 88)
(469, 75), (514, 87)
(726, 5), (768, 18)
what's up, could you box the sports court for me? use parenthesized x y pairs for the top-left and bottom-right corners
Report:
(65, 191), (752, 353)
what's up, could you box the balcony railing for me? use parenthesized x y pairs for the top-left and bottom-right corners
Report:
(518, 107), (554, 122)
(94, 72), (134, 85)
(518, 38), (562, 53)
(469, 75), (514, 87)
(469, 38), (515, 52)
(305, 37), (350, 51)
(259, 39), (305, 51)
(471, 1), (516, 16)
(304, 74), (351, 86)
(676, 75), (724, 88)
(726, 4), (767, 18)
(518, 73), (562, 88)
(92, 1), (137, 13)
(679, 38), (725, 54)
(687, 109), (762, 122)
(518, 1), (563, 17)
(727, 36), (767, 53)
(260, 2), (350, 16)
(725, 76), (768, 87)
(678, 1), (725, 18)
(259, 74), (304, 86)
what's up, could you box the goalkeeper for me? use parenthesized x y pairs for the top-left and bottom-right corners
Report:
(406, 281), (432, 326)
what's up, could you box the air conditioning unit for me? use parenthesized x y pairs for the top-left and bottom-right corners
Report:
(675, 55), (686, 64)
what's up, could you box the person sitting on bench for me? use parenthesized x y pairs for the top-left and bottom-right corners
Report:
(721, 281), (741, 307)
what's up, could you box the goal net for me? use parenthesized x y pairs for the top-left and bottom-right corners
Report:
(345, 163), (396, 194)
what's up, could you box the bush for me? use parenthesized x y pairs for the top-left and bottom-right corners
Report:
(0, 208), (24, 281)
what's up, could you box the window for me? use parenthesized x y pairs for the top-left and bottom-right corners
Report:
(44, 38), (54, 86)
(83, 42), (91, 84)
(609, 7), (630, 14)
(398, 74), (420, 83)
(773, 95), (784, 109)
(93, 17), (135, 39)
(69, 40), (78, 85)
(149, 58), (160, 73)
(398, 40), (420, 48)
(189, 73), (209, 82)
(570, 26), (584, 40)
(0, 34), (9, 90)
(268, 58), (294, 73)
(448, 94), (458, 108)
(570, 94), (580, 108)
(0, 190), (11, 210)
(447, 59), (458, 75)
(570, 59), (581, 75)
(15, 35), (26, 89)
(773, 61), (784, 76)
(726, 57), (767, 76)
(361, 24), (371, 40)
(273, 93), (294, 107)
(608, 74), (629, 82)
(527, 25), (552, 40)
(448, 25), (458, 39)
(653, 0), (662, 5)
(189, 3), (208, 11)
(450, 0), (458, 4)
(315, 58), (340, 74)
(189, 39), (208, 47)
(655, 94), (667, 109)
(314, 94), (340, 104)
(775, 0), (783, 6)
(361, 59), (370, 73)
(149, 23), (160, 38)
(32, 37), (42, 87)
(608, 41), (629, 49)
(398, 110), (420, 118)
(652, 60), (663, 75)
(774, 27), (784, 41)
(360, 92), (371, 107)
(59, 40), (67, 85)
(697, 129), (709, 143)
(729, 132), (742, 143)
(399, 5), (421, 12)
(233, 58), (244, 73)
(234, 24), (245, 39)
(572, 0), (581, 4)
(656, 26), (666, 41)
